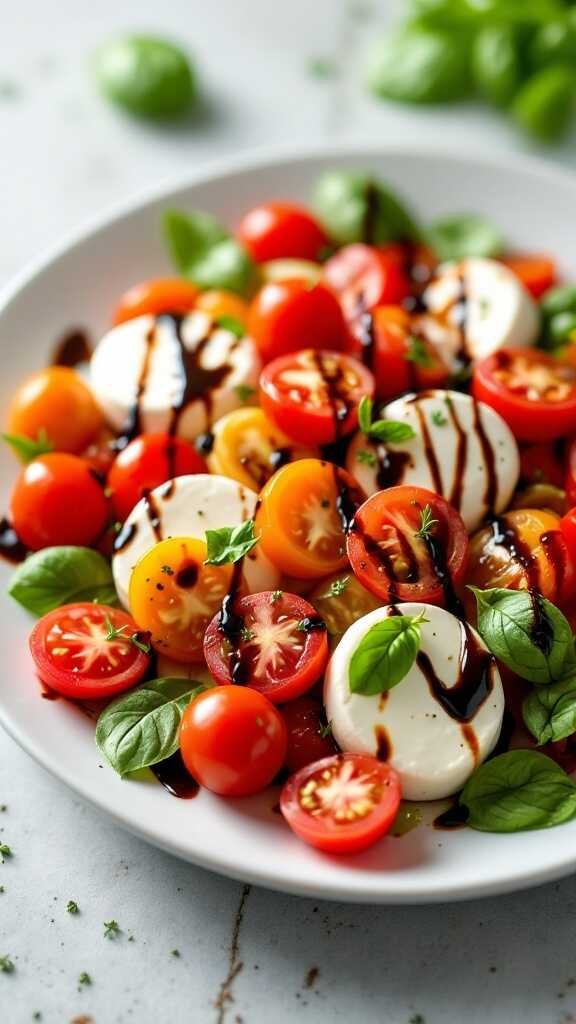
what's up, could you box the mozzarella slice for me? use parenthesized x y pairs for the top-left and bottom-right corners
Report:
(421, 257), (539, 365)
(346, 389), (519, 531)
(112, 474), (280, 607)
(90, 311), (261, 440)
(324, 603), (504, 801)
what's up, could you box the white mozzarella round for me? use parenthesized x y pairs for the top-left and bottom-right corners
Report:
(422, 257), (539, 365)
(90, 311), (261, 440)
(112, 474), (280, 607)
(324, 603), (504, 801)
(346, 389), (519, 531)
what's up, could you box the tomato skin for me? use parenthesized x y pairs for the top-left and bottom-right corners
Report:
(351, 306), (449, 401)
(113, 278), (198, 325)
(280, 753), (401, 854)
(179, 686), (287, 797)
(501, 254), (556, 299)
(203, 591), (329, 703)
(565, 439), (576, 507)
(7, 367), (104, 455)
(473, 348), (576, 442)
(10, 453), (109, 551)
(29, 603), (149, 700)
(247, 280), (347, 364)
(559, 507), (576, 590)
(206, 406), (318, 491)
(280, 697), (338, 774)
(107, 433), (206, 521)
(323, 244), (411, 325)
(195, 289), (248, 325)
(237, 202), (327, 263)
(520, 441), (565, 489)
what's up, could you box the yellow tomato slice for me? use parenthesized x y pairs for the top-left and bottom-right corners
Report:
(467, 508), (561, 600)
(309, 573), (381, 639)
(207, 407), (318, 491)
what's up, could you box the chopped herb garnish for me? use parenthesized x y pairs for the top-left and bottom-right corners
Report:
(319, 576), (350, 599)
(66, 900), (79, 914)
(318, 720), (333, 739)
(235, 384), (255, 404)
(431, 410), (447, 427)
(0, 955), (14, 973)
(240, 626), (254, 642)
(0, 805), (6, 812)
(414, 504), (438, 541)
(103, 920), (120, 939)
(0, 844), (11, 863)
(357, 449), (376, 467)
(0, 886), (4, 894)
(161, 565), (174, 576)
(104, 617), (151, 655)
(205, 520), (258, 565)
(78, 971), (91, 986)
(271, 590), (283, 603)
(406, 336), (433, 368)
(171, 949), (181, 957)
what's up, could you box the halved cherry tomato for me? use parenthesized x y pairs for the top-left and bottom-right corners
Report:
(206, 407), (318, 491)
(280, 753), (401, 854)
(237, 202), (327, 263)
(473, 348), (576, 442)
(559, 507), (576, 593)
(259, 349), (374, 445)
(10, 453), (109, 550)
(309, 572), (381, 638)
(280, 697), (338, 774)
(255, 460), (365, 579)
(179, 685), (287, 796)
(203, 591), (329, 702)
(29, 603), (149, 700)
(195, 290), (249, 326)
(108, 433), (206, 522)
(113, 278), (198, 325)
(7, 367), (104, 455)
(323, 244), (411, 325)
(129, 537), (233, 663)
(247, 280), (347, 363)
(565, 438), (576, 507)
(520, 441), (565, 489)
(501, 254), (556, 299)
(351, 306), (450, 400)
(347, 485), (468, 606)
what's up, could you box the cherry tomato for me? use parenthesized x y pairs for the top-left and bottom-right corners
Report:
(7, 367), (104, 455)
(309, 572), (381, 638)
(81, 428), (118, 478)
(473, 348), (576, 442)
(323, 244), (411, 325)
(29, 603), (149, 700)
(10, 453), (109, 551)
(237, 202), (327, 263)
(129, 537), (233, 663)
(203, 591), (329, 702)
(351, 306), (449, 400)
(108, 433), (206, 522)
(255, 459), (365, 579)
(501, 254), (556, 299)
(179, 685), (287, 796)
(195, 289), (249, 326)
(259, 348), (374, 446)
(520, 441), (565, 489)
(566, 438), (576, 507)
(347, 485), (468, 606)
(559, 507), (576, 593)
(280, 753), (401, 854)
(207, 407), (318, 491)
(247, 280), (347, 364)
(280, 697), (338, 774)
(113, 278), (198, 325)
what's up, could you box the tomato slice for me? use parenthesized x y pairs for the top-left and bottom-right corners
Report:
(259, 348), (375, 445)
(308, 572), (381, 639)
(349, 306), (450, 400)
(280, 753), (401, 853)
(280, 697), (338, 774)
(29, 603), (150, 700)
(501, 254), (557, 299)
(207, 407), (318, 491)
(323, 244), (411, 325)
(347, 485), (468, 606)
(473, 348), (576, 442)
(203, 591), (329, 702)
(108, 433), (206, 522)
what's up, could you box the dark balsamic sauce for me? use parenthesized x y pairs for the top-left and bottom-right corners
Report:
(433, 801), (469, 830)
(444, 397), (467, 513)
(161, 314), (236, 436)
(473, 400), (497, 514)
(0, 518), (28, 563)
(195, 431), (215, 457)
(489, 515), (539, 589)
(269, 447), (291, 474)
(114, 520), (138, 554)
(375, 448), (412, 490)
(417, 620), (494, 722)
(151, 751), (199, 799)
(357, 312), (376, 370)
(422, 530), (465, 619)
(331, 465), (359, 535)
(175, 563), (198, 589)
(50, 329), (92, 368)
(142, 489), (163, 542)
(111, 324), (157, 453)
(540, 531), (569, 608)
(297, 616), (327, 634)
(374, 724), (392, 762)
(409, 398), (443, 495)
(218, 558), (248, 685)
(310, 351), (350, 441)
(361, 182), (380, 245)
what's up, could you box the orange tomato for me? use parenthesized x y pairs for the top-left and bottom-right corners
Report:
(113, 278), (198, 325)
(207, 407), (318, 491)
(7, 367), (104, 455)
(501, 255), (556, 300)
(195, 290), (249, 325)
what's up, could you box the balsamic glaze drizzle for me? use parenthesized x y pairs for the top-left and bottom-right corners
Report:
(416, 620), (495, 723)
(150, 751), (199, 799)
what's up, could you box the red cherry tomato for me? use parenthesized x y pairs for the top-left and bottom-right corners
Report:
(247, 280), (347, 364)
(280, 697), (338, 774)
(280, 753), (401, 853)
(566, 439), (576, 507)
(520, 441), (565, 489)
(323, 244), (411, 325)
(203, 591), (329, 703)
(179, 686), (287, 797)
(501, 254), (557, 299)
(10, 454), (109, 551)
(236, 202), (327, 263)
(350, 306), (450, 399)
(113, 278), (198, 325)
(347, 485), (468, 606)
(29, 603), (149, 700)
(473, 348), (576, 443)
(108, 433), (206, 522)
(259, 348), (374, 445)
(559, 507), (576, 582)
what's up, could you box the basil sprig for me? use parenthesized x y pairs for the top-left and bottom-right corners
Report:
(9, 546), (118, 616)
(2, 429), (53, 463)
(96, 678), (209, 775)
(357, 396), (415, 444)
(460, 750), (576, 833)
(426, 213), (503, 262)
(349, 611), (427, 696)
(523, 677), (576, 746)
(163, 209), (255, 296)
(205, 520), (258, 565)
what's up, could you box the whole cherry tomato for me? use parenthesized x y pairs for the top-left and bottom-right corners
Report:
(7, 367), (104, 455)
(323, 243), (411, 325)
(108, 433), (206, 521)
(113, 278), (198, 324)
(10, 453), (109, 550)
(247, 280), (347, 363)
(237, 202), (327, 263)
(501, 254), (556, 299)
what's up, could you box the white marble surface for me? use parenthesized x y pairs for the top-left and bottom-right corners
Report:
(3, 2), (576, 1021)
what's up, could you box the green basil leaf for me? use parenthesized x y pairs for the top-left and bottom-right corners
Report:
(405, 336), (434, 368)
(96, 678), (208, 775)
(8, 546), (118, 616)
(460, 750), (576, 832)
(472, 24), (522, 108)
(470, 587), (574, 684)
(367, 420), (416, 443)
(523, 676), (576, 744)
(189, 238), (255, 296)
(511, 66), (576, 145)
(214, 315), (245, 338)
(313, 171), (420, 246)
(349, 613), (426, 696)
(163, 210), (254, 296)
(358, 395), (373, 435)
(2, 429), (53, 463)
(205, 520), (257, 565)
(163, 209), (227, 274)
(367, 25), (471, 105)
(426, 214), (503, 262)
(94, 35), (196, 120)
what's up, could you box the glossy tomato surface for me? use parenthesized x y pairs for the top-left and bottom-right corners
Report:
(247, 280), (347, 363)
(206, 406), (318, 491)
(113, 278), (198, 324)
(281, 697), (338, 774)
(351, 306), (449, 400)
(323, 243), (411, 325)
(237, 202), (327, 263)
(108, 433), (206, 521)
(10, 453), (109, 550)
(7, 366), (104, 455)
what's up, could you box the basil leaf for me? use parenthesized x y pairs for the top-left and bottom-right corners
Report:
(313, 171), (420, 246)
(405, 336), (434, 368)
(96, 678), (208, 775)
(349, 612), (426, 696)
(163, 210), (255, 296)
(470, 587), (574, 684)
(163, 208), (227, 273)
(357, 395), (373, 435)
(205, 520), (257, 565)
(523, 676), (576, 745)
(8, 546), (118, 616)
(189, 238), (255, 296)
(367, 25), (471, 106)
(460, 750), (576, 832)
(214, 315), (245, 339)
(94, 36), (196, 120)
(357, 397), (415, 443)
(2, 429), (53, 463)
(426, 214), (503, 262)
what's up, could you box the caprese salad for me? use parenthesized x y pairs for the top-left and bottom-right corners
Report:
(7, 170), (576, 856)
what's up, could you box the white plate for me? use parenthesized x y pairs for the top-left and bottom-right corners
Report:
(1, 143), (576, 904)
